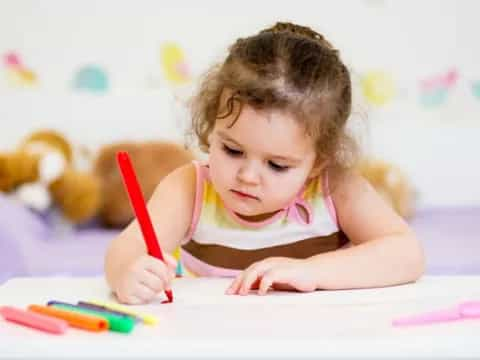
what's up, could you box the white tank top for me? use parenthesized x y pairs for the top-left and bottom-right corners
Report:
(180, 161), (347, 277)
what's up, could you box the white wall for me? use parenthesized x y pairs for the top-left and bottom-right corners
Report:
(1, 0), (479, 208)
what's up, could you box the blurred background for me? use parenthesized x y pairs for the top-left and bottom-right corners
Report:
(0, 0), (479, 283)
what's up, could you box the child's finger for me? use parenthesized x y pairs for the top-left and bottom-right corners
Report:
(167, 269), (176, 282)
(239, 270), (260, 295)
(144, 256), (174, 278)
(144, 259), (174, 291)
(227, 258), (273, 294)
(140, 269), (168, 292)
(122, 294), (144, 305)
(238, 260), (274, 293)
(225, 274), (243, 295)
(133, 283), (157, 303)
(164, 253), (178, 270)
(250, 278), (261, 290)
(258, 270), (277, 295)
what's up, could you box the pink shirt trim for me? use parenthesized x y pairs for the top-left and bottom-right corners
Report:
(322, 171), (338, 226)
(184, 161), (206, 243)
(180, 248), (241, 278)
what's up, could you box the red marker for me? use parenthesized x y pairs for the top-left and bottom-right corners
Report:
(117, 151), (173, 303)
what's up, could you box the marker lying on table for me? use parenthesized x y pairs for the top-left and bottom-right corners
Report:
(392, 300), (480, 327)
(117, 151), (173, 303)
(87, 299), (158, 325)
(77, 301), (141, 323)
(47, 301), (135, 333)
(0, 306), (68, 335)
(28, 304), (108, 332)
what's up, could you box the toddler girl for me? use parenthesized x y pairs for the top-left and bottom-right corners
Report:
(105, 22), (425, 304)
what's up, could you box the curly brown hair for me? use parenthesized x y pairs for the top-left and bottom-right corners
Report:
(190, 21), (357, 173)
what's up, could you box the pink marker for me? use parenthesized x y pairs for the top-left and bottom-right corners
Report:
(392, 301), (480, 327)
(0, 306), (68, 334)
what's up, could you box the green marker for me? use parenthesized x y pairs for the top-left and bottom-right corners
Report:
(49, 303), (135, 333)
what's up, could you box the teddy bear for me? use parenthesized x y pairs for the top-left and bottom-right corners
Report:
(0, 130), (102, 224)
(357, 158), (416, 219)
(93, 141), (195, 228)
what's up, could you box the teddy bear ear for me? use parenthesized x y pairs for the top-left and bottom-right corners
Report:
(22, 130), (73, 163)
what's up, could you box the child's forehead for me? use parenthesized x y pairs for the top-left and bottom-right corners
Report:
(215, 105), (315, 158)
(219, 104), (302, 134)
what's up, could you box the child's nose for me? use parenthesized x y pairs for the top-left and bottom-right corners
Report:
(237, 162), (260, 185)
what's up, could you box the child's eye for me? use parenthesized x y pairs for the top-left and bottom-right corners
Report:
(222, 144), (243, 157)
(268, 161), (289, 172)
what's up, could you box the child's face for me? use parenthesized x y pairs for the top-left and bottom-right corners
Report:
(208, 103), (319, 219)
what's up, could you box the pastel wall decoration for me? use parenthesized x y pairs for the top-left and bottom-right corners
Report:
(3, 52), (38, 87)
(472, 81), (480, 100)
(419, 69), (458, 108)
(160, 43), (191, 86)
(73, 65), (109, 93)
(361, 71), (395, 106)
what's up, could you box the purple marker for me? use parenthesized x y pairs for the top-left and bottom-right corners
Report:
(77, 301), (140, 323)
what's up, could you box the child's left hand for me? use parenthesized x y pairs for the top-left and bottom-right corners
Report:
(225, 257), (317, 295)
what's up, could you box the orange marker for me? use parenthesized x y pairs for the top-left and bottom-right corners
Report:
(28, 305), (108, 332)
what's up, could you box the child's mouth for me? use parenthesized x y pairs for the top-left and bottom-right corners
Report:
(230, 189), (259, 200)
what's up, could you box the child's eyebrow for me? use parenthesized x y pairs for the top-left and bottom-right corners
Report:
(217, 131), (242, 146)
(217, 130), (303, 165)
(269, 155), (302, 165)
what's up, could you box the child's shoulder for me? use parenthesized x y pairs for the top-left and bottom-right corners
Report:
(144, 161), (198, 244)
(156, 161), (197, 203)
(328, 167), (381, 210)
(166, 161), (197, 189)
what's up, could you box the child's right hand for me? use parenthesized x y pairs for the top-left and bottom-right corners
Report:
(114, 253), (177, 304)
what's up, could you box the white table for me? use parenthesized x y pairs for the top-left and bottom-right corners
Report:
(1, 276), (479, 358)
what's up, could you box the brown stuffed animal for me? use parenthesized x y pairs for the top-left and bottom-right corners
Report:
(93, 141), (195, 228)
(0, 130), (102, 224)
(357, 158), (416, 219)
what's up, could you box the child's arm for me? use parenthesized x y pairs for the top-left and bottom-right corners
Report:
(307, 171), (425, 289)
(104, 163), (196, 304)
(227, 172), (425, 295)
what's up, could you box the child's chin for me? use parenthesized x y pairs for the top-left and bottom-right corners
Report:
(230, 204), (258, 216)
(227, 201), (260, 217)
